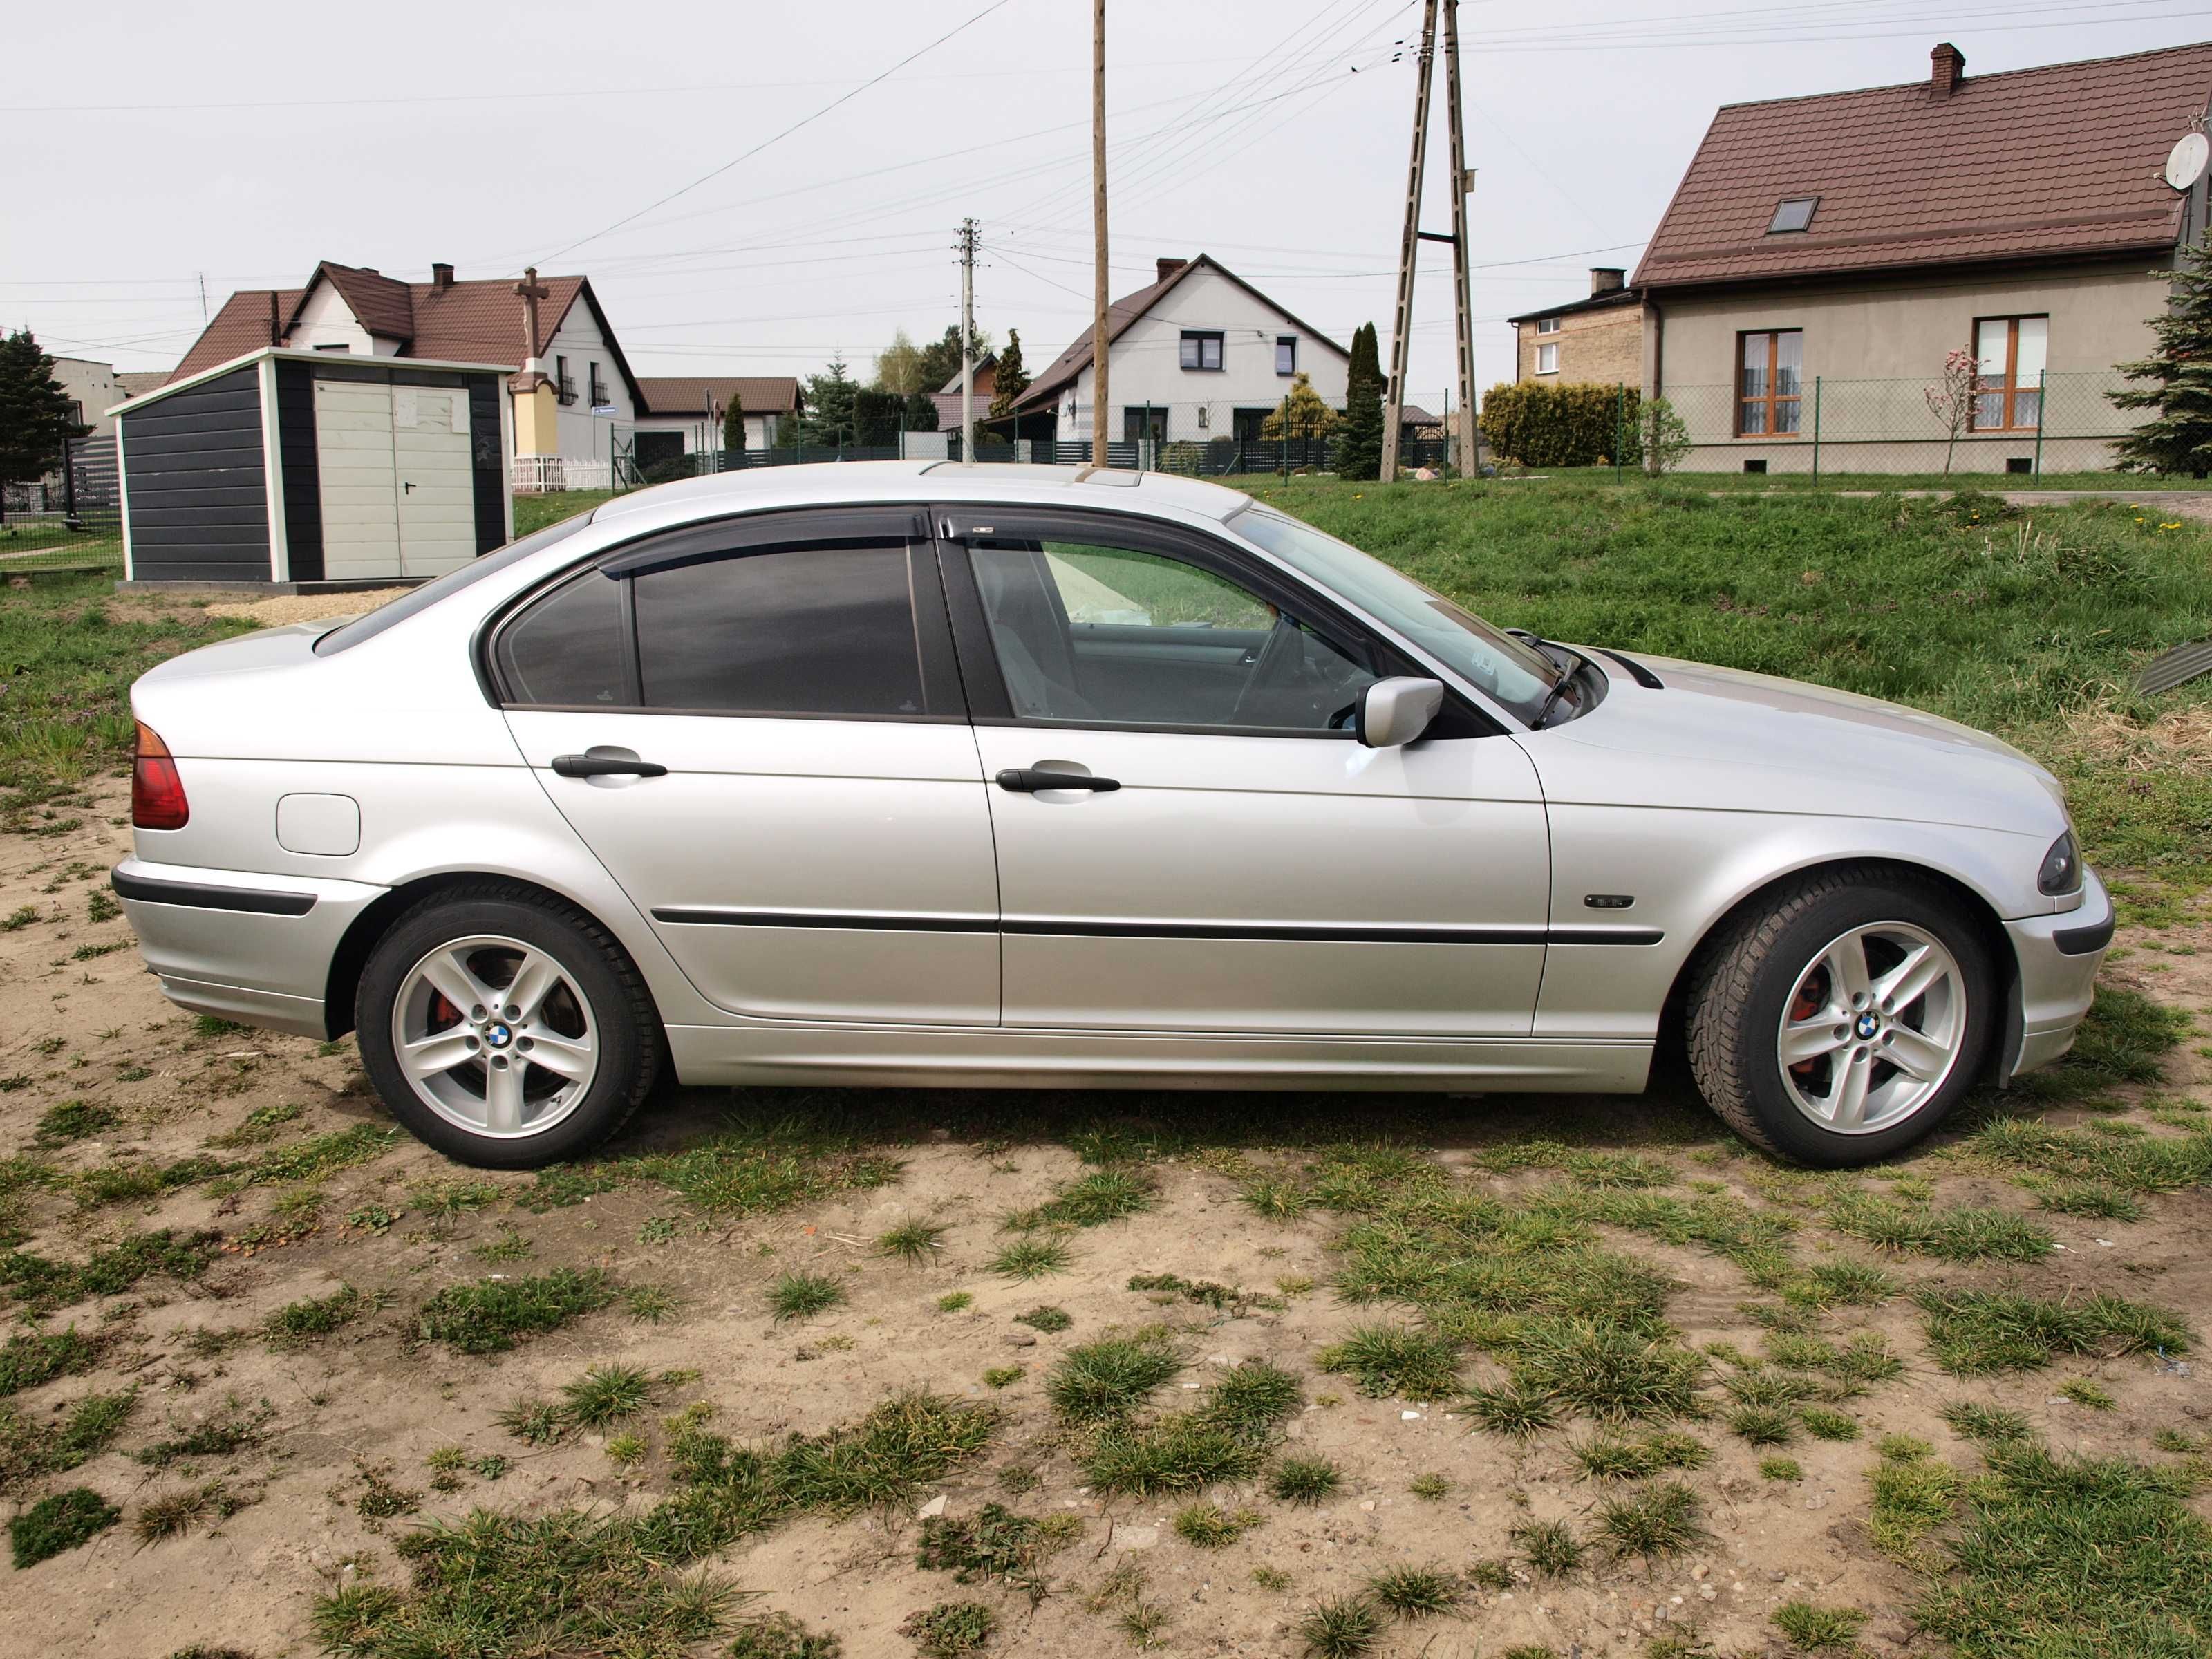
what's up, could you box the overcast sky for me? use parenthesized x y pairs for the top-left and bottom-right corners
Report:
(9, 0), (2211, 406)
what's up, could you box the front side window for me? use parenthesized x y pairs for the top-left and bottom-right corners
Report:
(1971, 315), (2047, 431)
(634, 545), (922, 716)
(1179, 330), (1224, 371)
(1738, 329), (1803, 435)
(1275, 336), (1297, 375)
(1535, 341), (1559, 375)
(968, 534), (1376, 731)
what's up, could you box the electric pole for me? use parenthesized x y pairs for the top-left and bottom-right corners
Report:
(957, 217), (980, 462)
(1380, 0), (1480, 480)
(1091, 0), (1110, 468)
(1443, 0), (1479, 478)
(196, 271), (209, 322)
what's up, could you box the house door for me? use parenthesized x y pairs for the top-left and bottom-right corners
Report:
(313, 377), (402, 580)
(392, 386), (477, 577)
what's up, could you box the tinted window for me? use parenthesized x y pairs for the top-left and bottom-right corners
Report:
(635, 545), (923, 716)
(496, 572), (628, 706)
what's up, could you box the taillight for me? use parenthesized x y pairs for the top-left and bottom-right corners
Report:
(131, 722), (189, 830)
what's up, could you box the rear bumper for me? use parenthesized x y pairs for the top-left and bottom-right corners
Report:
(2004, 867), (2114, 1077)
(112, 857), (388, 1039)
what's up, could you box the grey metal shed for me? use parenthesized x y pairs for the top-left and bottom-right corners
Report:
(112, 347), (514, 590)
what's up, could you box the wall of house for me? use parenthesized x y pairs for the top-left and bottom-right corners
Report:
(285, 285), (399, 356)
(52, 357), (122, 435)
(1648, 256), (2165, 473)
(1515, 306), (1644, 388)
(547, 304), (635, 460)
(1053, 265), (1349, 443)
(629, 411), (780, 451)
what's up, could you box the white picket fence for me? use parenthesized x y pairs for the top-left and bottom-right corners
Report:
(511, 456), (613, 494)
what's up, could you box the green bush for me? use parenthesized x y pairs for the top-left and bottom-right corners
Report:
(1480, 381), (1639, 468)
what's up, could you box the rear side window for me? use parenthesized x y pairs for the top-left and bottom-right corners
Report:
(494, 572), (628, 706)
(633, 545), (924, 716)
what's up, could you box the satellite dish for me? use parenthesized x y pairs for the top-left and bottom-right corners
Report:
(2165, 131), (2209, 191)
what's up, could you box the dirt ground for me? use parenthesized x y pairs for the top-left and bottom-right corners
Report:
(2, 776), (2208, 1656)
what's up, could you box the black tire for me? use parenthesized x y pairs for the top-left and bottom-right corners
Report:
(355, 882), (662, 1169)
(1685, 865), (1995, 1166)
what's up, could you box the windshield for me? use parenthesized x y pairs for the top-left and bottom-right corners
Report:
(1229, 505), (1563, 723)
(313, 516), (593, 655)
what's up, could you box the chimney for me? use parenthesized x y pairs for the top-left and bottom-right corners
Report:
(431, 263), (455, 292)
(1589, 266), (1625, 296)
(1156, 257), (1189, 283)
(1931, 41), (1965, 99)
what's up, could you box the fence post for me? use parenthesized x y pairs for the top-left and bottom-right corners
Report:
(1613, 384), (1624, 482)
(60, 435), (79, 530)
(2033, 370), (2047, 478)
(1810, 377), (1821, 484)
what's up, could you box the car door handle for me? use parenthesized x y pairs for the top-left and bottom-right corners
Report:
(551, 753), (668, 778)
(995, 767), (1120, 794)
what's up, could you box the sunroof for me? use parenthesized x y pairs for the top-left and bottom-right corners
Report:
(1768, 196), (1819, 234)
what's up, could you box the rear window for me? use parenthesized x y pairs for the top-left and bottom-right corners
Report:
(313, 516), (592, 655)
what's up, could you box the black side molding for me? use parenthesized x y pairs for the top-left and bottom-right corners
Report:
(2053, 914), (2115, 957)
(112, 869), (315, 917)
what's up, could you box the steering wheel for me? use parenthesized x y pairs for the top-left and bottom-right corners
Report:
(1230, 613), (1311, 726)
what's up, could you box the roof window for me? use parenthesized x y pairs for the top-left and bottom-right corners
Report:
(1768, 196), (1819, 234)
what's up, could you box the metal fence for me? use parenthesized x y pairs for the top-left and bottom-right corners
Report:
(1657, 368), (2133, 476)
(0, 434), (123, 572)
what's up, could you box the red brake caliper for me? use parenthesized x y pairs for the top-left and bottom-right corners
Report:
(1788, 969), (1825, 1080)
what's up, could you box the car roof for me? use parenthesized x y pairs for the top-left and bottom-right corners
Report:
(587, 460), (1253, 527)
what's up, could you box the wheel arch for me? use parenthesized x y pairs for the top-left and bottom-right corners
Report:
(1655, 855), (2022, 1089)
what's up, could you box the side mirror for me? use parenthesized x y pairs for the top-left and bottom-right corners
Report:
(1356, 676), (1443, 748)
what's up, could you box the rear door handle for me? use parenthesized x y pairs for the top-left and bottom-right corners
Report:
(552, 753), (668, 778)
(995, 767), (1120, 794)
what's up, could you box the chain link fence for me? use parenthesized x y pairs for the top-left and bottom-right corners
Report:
(1658, 369), (2133, 477)
(1, 435), (123, 572)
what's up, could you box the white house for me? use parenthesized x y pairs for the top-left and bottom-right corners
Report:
(167, 260), (644, 487)
(630, 377), (806, 471)
(49, 357), (123, 436)
(1010, 256), (1349, 449)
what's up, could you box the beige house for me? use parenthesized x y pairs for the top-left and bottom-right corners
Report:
(1635, 40), (2212, 473)
(1508, 270), (1644, 388)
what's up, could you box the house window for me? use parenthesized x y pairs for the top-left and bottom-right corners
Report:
(556, 354), (577, 406)
(1535, 342), (1559, 375)
(588, 363), (608, 408)
(1971, 315), (2047, 432)
(1535, 317), (1562, 335)
(1276, 335), (1297, 376)
(1179, 330), (1224, 372)
(1768, 196), (1818, 234)
(1123, 406), (1168, 442)
(1737, 329), (1803, 435)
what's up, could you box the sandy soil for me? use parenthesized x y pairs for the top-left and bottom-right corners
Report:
(1, 775), (2207, 1659)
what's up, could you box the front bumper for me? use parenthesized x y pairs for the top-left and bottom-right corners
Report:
(2004, 866), (2115, 1076)
(112, 858), (388, 1038)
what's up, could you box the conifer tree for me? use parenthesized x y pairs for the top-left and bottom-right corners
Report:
(1335, 322), (1385, 480)
(0, 330), (82, 522)
(2110, 233), (2212, 474)
(988, 328), (1030, 420)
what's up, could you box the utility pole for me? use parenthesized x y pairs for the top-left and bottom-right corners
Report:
(957, 217), (980, 462)
(1380, 0), (1479, 480)
(196, 272), (209, 322)
(1091, 0), (1110, 468)
(1442, 0), (1480, 478)
(1379, 0), (1437, 483)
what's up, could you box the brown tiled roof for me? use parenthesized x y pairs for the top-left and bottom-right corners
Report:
(168, 266), (639, 403)
(1634, 41), (2212, 291)
(290, 261), (415, 341)
(634, 376), (803, 417)
(115, 371), (172, 400)
(1013, 254), (1347, 411)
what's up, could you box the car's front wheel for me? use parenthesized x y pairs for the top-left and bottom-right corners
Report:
(1685, 867), (1995, 1165)
(355, 884), (662, 1168)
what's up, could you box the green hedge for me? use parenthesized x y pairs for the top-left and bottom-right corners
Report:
(1479, 381), (1640, 467)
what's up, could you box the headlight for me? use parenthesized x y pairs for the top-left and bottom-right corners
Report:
(2037, 831), (2081, 895)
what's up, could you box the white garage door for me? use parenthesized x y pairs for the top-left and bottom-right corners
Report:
(312, 379), (478, 581)
(315, 378), (402, 580)
(393, 386), (477, 578)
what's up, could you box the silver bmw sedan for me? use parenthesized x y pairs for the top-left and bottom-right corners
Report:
(113, 462), (2110, 1169)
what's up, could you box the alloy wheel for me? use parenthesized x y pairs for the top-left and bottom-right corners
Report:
(1774, 921), (1966, 1134)
(390, 933), (599, 1138)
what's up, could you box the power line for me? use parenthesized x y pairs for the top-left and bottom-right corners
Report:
(532, 0), (1015, 268)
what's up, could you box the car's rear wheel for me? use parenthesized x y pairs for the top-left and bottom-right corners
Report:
(1685, 867), (1994, 1165)
(356, 885), (660, 1168)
